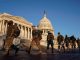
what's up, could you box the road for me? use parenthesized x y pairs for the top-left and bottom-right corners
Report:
(0, 50), (80, 60)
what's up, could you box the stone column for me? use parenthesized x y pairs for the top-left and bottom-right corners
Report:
(29, 28), (30, 39)
(0, 18), (2, 33)
(0, 21), (1, 32)
(1, 21), (2, 33)
(28, 28), (29, 39)
(4, 20), (6, 35)
(23, 26), (25, 38)
(22, 26), (24, 38)
(1, 20), (3, 34)
(4, 22), (7, 34)
(26, 27), (28, 39)
(24, 27), (27, 38)
(18, 24), (21, 37)
(31, 28), (32, 39)
(20, 26), (23, 38)
(0, 21), (2, 36)
(29, 28), (31, 39)
(2, 20), (4, 35)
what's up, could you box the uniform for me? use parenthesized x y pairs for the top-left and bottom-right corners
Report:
(4, 21), (15, 55)
(47, 32), (54, 53)
(57, 34), (64, 51)
(28, 29), (42, 54)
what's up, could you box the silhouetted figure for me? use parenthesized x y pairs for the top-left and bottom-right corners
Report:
(76, 38), (80, 52)
(47, 31), (54, 53)
(64, 35), (70, 50)
(70, 35), (76, 49)
(61, 40), (65, 52)
(12, 23), (20, 55)
(28, 26), (43, 54)
(57, 32), (65, 52)
(4, 20), (15, 55)
(4, 21), (20, 55)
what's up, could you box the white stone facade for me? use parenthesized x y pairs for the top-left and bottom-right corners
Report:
(0, 13), (33, 40)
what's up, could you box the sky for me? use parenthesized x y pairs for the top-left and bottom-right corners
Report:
(0, 0), (80, 38)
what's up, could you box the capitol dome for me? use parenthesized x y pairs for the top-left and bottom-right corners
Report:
(38, 13), (53, 31)
(38, 12), (54, 46)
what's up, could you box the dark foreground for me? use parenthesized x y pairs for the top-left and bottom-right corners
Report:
(0, 50), (80, 60)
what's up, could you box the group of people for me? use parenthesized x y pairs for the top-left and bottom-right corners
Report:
(2, 20), (80, 55)
(3, 20), (54, 55)
(57, 32), (80, 52)
(28, 26), (54, 54)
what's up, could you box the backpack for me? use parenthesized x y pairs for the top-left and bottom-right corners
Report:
(32, 30), (42, 40)
(47, 33), (54, 41)
(57, 35), (64, 42)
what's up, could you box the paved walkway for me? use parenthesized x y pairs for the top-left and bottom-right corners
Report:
(0, 50), (80, 60)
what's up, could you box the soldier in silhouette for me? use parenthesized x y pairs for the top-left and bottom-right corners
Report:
(64, 35), (70, 50)
(57, 32), (65, 52)
(70, 35), (76, 49)
(47, 31), (54, 53)
(28, 26), (43, 54)
(4, 21), (20, 55)
(76, 38), (80, 52)
(4, 20), (15, 55)
(12, 23), (20, 55)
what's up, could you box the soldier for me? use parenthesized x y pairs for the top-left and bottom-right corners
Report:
(70, 35), (76, 49)
(28, 26), (43, 54)
(57, 32), (64, 52)
(64, 35), (69, 50)
(12, 23), (20, 55)
(4, 20), (15, 55)
(47, 31), (54, 53)
(76, 38), (80, 52)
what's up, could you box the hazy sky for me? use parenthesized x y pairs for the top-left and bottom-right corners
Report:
(0, 0), (80, 38)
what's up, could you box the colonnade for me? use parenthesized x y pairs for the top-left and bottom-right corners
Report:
(0, 20), (32, 40)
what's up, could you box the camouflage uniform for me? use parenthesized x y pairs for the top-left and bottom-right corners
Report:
(28, 26), (42, 54)
(77, 38), (80, 52)
(4, 21), (15, 55)
(57, 33), (64, 51)
(12, 23), (20, 55)
(70, 35), (76, 49)
(64, 35), (69, 50)
(47, 32), (54, 53)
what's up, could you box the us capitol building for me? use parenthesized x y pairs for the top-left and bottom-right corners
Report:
(0, 12), (57, 49)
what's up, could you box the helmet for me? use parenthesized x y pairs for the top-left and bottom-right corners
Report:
(58, 32), (60, 34)
(48, 31), (51, 34)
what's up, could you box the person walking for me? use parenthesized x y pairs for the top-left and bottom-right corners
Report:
(47, 31), (54, 53)
(28, 26), (43, 54)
